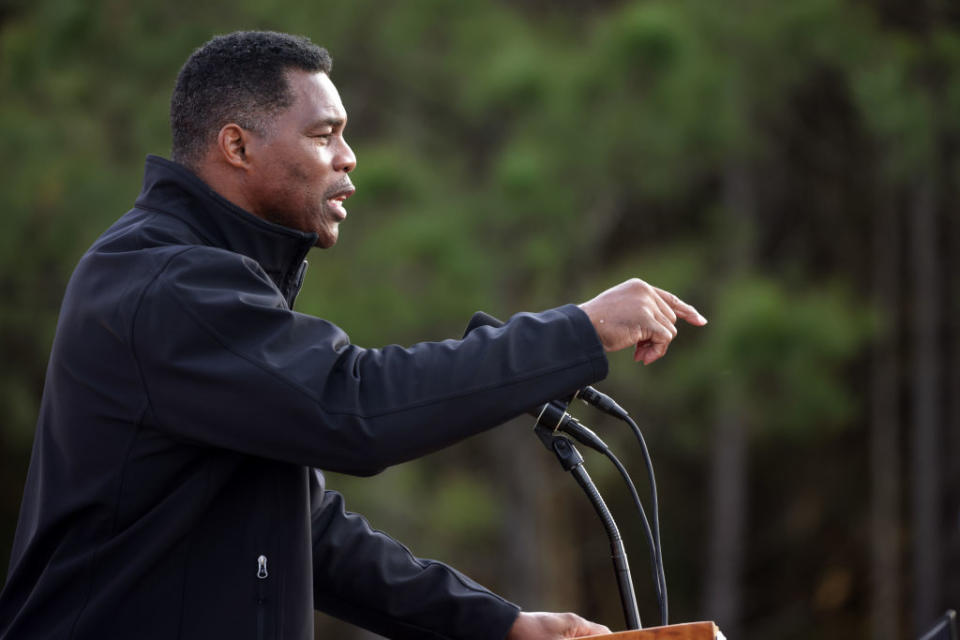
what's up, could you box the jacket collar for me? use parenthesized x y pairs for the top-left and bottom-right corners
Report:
(135, 155), (318, 303)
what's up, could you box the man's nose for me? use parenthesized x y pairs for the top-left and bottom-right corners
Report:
(334, 138), (356, 173)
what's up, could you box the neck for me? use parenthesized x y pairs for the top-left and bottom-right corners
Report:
(193, 159), (258, 216)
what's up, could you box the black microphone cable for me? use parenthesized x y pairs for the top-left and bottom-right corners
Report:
(601, 446), (664, 624)
(621, 412), (667, 626)
(539, 402), (667, 625)
(570, 391), (668, 625)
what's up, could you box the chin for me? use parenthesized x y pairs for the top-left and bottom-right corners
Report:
(314, 229), (338, 248)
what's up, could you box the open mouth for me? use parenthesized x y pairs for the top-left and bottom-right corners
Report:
(326, 186), (355, 220)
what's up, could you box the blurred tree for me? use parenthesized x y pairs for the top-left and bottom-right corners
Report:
(851, 16), (960, 633)
(1, 1), (957, 639)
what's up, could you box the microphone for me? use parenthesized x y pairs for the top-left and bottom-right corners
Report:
(463, 310), (629, 418)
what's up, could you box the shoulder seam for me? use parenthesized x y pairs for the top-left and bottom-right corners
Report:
(129, 245), (202, 426)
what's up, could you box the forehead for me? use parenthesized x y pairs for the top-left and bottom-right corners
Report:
(285, 70), (346, 123)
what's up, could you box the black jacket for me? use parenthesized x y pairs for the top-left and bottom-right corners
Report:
(0, 156), (609, 639)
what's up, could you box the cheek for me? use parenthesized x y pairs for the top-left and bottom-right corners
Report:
(287, 144), (329, 182)
(286, 161), (312, 183)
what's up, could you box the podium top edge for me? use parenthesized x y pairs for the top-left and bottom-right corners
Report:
(575, 621), (720, 640)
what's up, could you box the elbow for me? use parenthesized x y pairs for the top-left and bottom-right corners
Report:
(323, 424), (397, 477)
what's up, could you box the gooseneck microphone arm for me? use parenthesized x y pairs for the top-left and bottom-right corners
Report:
(533, 424), (642, 631)
(463, 310), (669, 626)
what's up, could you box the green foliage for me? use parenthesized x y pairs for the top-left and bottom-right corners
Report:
(323, 466), (500, 574)
(592, 245), (871, 453)
(1, 1), (954, 637)
(852, 33), (939, 177)
(695, 277), (870, 439)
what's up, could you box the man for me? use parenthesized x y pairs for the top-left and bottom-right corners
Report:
(0, 31), (706, 639)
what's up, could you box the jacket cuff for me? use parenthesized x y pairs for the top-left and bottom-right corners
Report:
(553, 303), (609, 383)
(491, 602), (522, 640)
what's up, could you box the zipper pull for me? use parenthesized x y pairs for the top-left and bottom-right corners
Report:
(257, 555), (269, 579)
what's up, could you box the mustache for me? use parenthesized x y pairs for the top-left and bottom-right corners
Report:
(323, 178), (355, 199)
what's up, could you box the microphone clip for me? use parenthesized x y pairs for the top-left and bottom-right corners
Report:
(533, 399), (610, 454)
(534, 399), (572, 434)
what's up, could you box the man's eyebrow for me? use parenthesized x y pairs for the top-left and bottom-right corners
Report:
(310, 117), (345, 129)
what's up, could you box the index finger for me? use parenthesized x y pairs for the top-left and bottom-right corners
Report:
(654, 287), (708, 326)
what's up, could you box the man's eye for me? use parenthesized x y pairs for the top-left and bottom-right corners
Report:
(313, 134), (332, 143)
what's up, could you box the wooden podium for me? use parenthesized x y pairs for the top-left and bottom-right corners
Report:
(576, 621), (723, 639)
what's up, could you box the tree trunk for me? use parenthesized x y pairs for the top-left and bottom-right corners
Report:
(703, 162), (754, 636)
(947, 159), (960, 619)
(910, 175), (941, 633)
(869, 192), (901, 640)
(491, 421), (546, 607)
(704, 400), (747, 636)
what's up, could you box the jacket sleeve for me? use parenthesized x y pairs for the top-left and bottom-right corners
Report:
(310, 482), (520, 640)
(132, 246), (608, 474)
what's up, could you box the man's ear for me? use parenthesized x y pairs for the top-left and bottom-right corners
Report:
(216, 123), (252, 169)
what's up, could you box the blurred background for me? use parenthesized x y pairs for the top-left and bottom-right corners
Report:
(1, 0), (958, 638)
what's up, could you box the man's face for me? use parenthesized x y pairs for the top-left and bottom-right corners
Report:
(246, 70), (356, 248)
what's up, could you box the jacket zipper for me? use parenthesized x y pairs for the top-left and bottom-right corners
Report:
(288, 260), (308, 308)
(256, 554), (269, 640)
